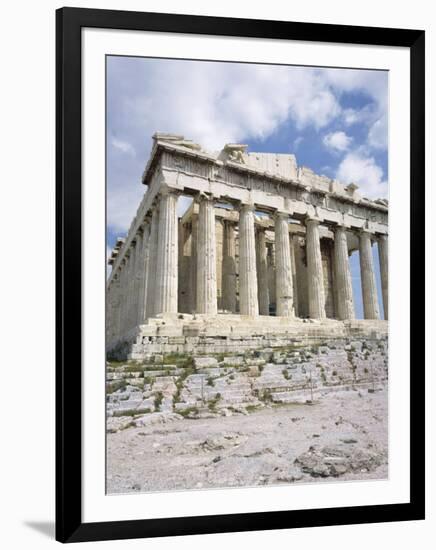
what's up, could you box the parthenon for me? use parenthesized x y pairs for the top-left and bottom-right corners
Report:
(106, 133), (388, 359)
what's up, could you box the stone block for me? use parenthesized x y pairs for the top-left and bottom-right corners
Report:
(194, 357), (218, 369)
(221, 356), (245, 367)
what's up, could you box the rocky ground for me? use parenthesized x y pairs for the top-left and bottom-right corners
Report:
(106, 387), (388, 494)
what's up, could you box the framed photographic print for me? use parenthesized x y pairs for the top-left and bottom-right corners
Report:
(56, 7), (425, 543)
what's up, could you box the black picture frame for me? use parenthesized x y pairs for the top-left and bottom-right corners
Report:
(56, 6), (425, 543)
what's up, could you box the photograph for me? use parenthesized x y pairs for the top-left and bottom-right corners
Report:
(0, 1), (428, 546)
(105, 56), (390, 495)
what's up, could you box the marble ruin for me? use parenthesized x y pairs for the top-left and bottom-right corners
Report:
(106, 134), (388, 360)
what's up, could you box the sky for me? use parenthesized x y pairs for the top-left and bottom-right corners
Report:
(106, 56), (388, 319)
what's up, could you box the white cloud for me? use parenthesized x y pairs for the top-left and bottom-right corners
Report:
(111, 137), (136, 156)
(124, 62), (342, 150)
(323, 68), (387, 109)
(106, 60), (346, 232)
(342, 105), (374, 126)
(336, 151), (387, 199)
(293, 136), (304, 150)
(367, 114), (388, 150)
(106, 59), (388, 233)
(342, 109), (360, 126)
(322, 131), (352, 152)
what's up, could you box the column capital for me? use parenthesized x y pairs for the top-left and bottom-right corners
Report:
(159, 184), (180, 197)
(273, 210), (289, 221)
(305, 215), (322, 225)
(359, 228), (378, 243)
(359, 227), (375, 235)
(238, 202), (255, 212)
(333, 220), (351, 231)
(197, 191), (215, 203)
(378, 233), (388, 241)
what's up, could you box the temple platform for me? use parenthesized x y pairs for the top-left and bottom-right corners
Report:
(107, 314), (388, 361)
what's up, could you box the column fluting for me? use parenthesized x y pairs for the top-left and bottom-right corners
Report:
(239, 204), (259, 316)
(112, 268), (122, 342)
(274, 213), (294, 317)
(306, 217), (326, 319)
(109, 271), (120, 344)
(196, 195), (218, 314)
(128, 244), (138, 330)
(290, 235), (299, 317)
(119, 257), (129, 337)
(222, 220), (237, 313)
(378, 235), (388, 320)
(334, 225), (355, 320)
(145, 205), (159, 318)
(256, 227), (270, 315)
(189, 216), (198, 313)
(359, 230), (380, 319)
(137, 222), (150, 324)
(154, 190), (179, 315)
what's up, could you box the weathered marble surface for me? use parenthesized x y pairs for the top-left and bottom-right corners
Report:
(106, 134), (388, 352)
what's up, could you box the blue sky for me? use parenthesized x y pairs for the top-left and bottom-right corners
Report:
(107, 56), (388, 319)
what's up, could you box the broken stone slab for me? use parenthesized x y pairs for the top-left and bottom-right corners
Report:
(133, 412), (183, 427)
(152, 376), (178, 395)
(221, 356), (245, 367)
(194, 357), (218, 369)
(295, 442), (384, 478)
(125, 391), (143, 401)
(106, 416), (134, 433)
(115, 399), (144, 411)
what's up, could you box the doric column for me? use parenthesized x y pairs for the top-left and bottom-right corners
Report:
(112, 269), (122, 342)
(359, 230), (380, 319)
(131, 240), (141, 329)
(274, 212), (294, 317)
(378, 235), (388, 320)
(145, 204), (159, 318)
(137, 222), (150, 324)
(128, 244), (138, 330)
(334, 225), (355, 320)
(196, 194), (217, 315)
(106, 280), (113, 342)
(178, 220), (187, 313)
(290, 235), (299, 317)
(239, 204), (259, 316)
(222, 220), (237, 313)
(119, 257), (129, 337)
(133, 232), (143, 326)
(155, 189), (179, 315)
(306, 217), (326, 319)
(267, 243), (276, 312)
(189, 216), (198, 313)
(256, 227), (270, 315)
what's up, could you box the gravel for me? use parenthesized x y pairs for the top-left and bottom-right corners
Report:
(107, 388), (388, 494)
